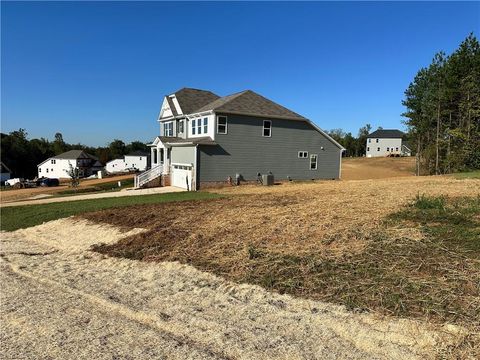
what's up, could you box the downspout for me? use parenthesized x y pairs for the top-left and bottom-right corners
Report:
(338, 149), (344, 179)
(193, 144), (199, 191)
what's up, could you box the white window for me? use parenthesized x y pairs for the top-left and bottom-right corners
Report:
(192, 119), (196, 135)
(367, 147), (370, 151)
(178, 121), (184, 134)
(376, 139), (379, 143)
(46, 168), (49, 173)
(310, 154), (318, 170)
(377, 147), (380, 151)
(217, 116), (227, 134)
(396, 147), (399, 151)
(39, 168), (41, 173)
(298, 151), (308, 158)
(164, 122), (173, 137)
(197, 118), (202, 135)
(387, 147), (390, 151)
(263, 120), (272, 137)
(203, 117), (208, 134)
(51, 159), (56, 164)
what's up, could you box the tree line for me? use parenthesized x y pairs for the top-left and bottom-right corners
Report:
(403, 33), (480, 175)
(327, 124), (374, 157)
(0, 129), (149, 178)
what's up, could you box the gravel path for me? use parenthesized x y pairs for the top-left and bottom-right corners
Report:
(0, 219), (463, 359)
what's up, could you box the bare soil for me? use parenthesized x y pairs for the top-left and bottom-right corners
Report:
(0, 174), (134, 203)
(341, 157), (415, 180)
(85, 176), (479, 348)
(0, 218), (469, 359)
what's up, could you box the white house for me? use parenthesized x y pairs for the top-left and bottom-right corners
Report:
(106, 151), (150, 174)
(366, 129), (411, 157)
(38, 150), (103, 179)
(1, 161), (12, 184)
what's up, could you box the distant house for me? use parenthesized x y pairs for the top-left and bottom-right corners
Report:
(1, 161), (12, 184)
(37, 150), (103, 178)
(106, 151), (150, 173)
(138, 87), (344, 190)
(366, 129), (411, 157)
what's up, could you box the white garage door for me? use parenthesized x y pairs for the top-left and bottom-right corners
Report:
(172, 164), (193, 190)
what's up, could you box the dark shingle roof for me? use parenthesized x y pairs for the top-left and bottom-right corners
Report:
(367, 129), (405, 139)
(55, 150), (97, 160)
(173, 88), (220, 115)
(159, 136), (216, 146)
(195, 90), (307, 121)
(126, 150), (149, 157)
(166, 96), (178, 116)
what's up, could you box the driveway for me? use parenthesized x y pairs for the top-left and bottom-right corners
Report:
(0, 186), (185, 208)
(0, 218), (462, 359)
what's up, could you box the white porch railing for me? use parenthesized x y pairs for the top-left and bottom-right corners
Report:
(134, 164), (165, 189)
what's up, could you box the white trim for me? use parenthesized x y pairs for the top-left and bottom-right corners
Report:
(217, 115), (228, 134)
(262, 120), (272, 137)
(170, 95), (183, 115)
(310, 154), (318, 170)
(338, 149), (344, 179)
(194, 144), (198, 191)
(171, 162), (194, 168)
(306, 120), (345, 150)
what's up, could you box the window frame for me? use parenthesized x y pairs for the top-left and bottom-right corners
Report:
(217, 115), (228, 134)
(51, 159), (56, 164)
(203, 117), (208, 134)
(310, 154), (318, 170)
(298, 151), (308, 158)
(377, 147), (380, 152)
(367, 147), (370, 152)
(263, 120), (272, 137)
(197, 118), (202, 135)
(178, 120), (184, 134)
(192, 119), (196, 135)
(164, 121), (174, 137)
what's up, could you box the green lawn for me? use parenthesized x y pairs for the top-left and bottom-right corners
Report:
(0, 191), (222, 232)
(453, 170), (480, 179)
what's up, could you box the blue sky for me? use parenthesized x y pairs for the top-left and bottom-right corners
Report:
(2, 1), (479, 146)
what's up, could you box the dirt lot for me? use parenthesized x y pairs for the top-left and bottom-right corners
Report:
(84, 176), (479, 357)
(0, 174), (134, 203)
(341, 157), (415, 180)
(0, 218), (467, 359)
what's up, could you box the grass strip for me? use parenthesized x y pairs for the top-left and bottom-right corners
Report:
(1, 191), (221, 232)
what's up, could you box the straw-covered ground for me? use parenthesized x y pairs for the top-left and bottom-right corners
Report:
(86, 176), (480, 357)
(0, 218), (472, 359)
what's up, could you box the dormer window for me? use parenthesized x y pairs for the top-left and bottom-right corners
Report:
(197, 118), (202, 135)
(164, 122), (174, 137)
(192, 119), (196, 135)
(203, 118), (208, 134)
(178, 121), (184, 134)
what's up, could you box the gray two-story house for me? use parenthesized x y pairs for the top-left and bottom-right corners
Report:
(140, 88), (344, 190)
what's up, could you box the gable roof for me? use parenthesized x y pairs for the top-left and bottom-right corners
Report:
(172, 88), (220, 115)
(55, 150), (96, 160)
(126, 150), (150, 157)
(195, 90), (308, 121)
(367, 129), (405, 139)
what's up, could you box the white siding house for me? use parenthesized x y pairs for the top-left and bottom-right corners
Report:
(366, 129), (411, 157)
(37, 150), (103, 179)
(105, 151), (150, 174)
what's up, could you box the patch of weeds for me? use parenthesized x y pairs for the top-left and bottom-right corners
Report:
(413, 193), (446, 210)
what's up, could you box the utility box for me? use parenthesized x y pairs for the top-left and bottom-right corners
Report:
(262, 174), (274, 186)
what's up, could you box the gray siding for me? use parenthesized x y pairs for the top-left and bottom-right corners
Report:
(198, 114), (341, 182)
(171, 146), (196, 165)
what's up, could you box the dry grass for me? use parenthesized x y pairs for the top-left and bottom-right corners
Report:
(84, 176), (480, 356)
(341, 156), (415, 180)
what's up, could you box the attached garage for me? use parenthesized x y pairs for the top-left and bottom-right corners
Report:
(171, 164), (194, 190)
